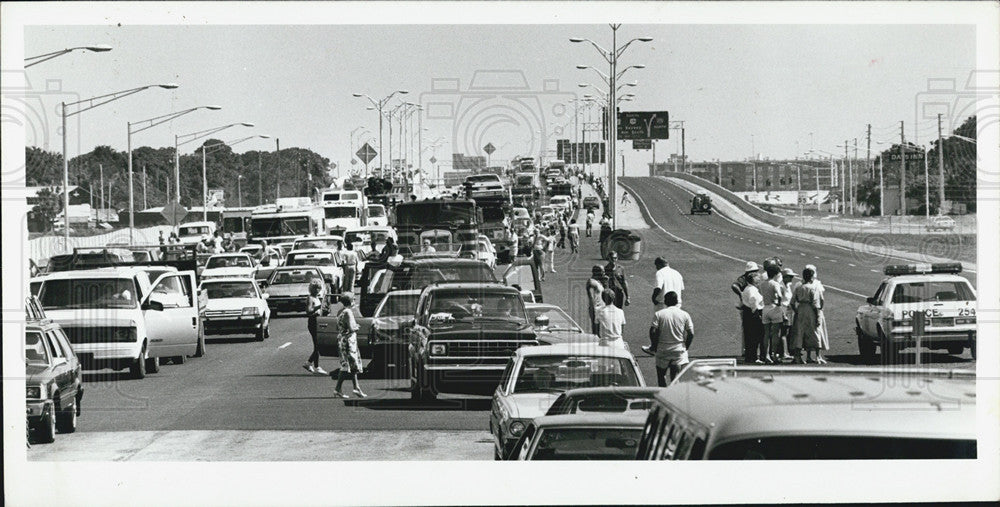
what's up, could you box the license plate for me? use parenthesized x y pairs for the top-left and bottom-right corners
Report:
(931, 317), (954, 327)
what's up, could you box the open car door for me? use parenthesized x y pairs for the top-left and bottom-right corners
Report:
(144, 272), (199, 361)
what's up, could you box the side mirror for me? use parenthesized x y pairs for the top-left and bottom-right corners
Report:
(866, 296), (877, 305)
(534, 315), (550, 327)
(261, 293), (270, 300)
(143, 299), (165, 312)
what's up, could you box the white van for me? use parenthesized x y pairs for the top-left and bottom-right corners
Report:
(37, 267), (201, 379)
(636, 364), (976, 460)
(177, 221), (217, 245)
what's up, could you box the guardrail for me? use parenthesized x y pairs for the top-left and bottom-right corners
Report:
(664, 172), (785, 227)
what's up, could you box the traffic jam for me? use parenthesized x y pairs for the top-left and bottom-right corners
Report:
(24, 156), (977, 460)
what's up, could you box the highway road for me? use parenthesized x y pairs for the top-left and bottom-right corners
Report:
(617, 176), (977, 365)
(27, 177), (974, 460)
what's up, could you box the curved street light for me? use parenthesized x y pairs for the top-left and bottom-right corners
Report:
(58, 82), (179, 249)
(353, 90), (409, 171)
(25, 44), (112, 68)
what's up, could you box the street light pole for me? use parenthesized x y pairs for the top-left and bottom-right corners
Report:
(238, 175), (243, 207)
(60, 82), (179, 251)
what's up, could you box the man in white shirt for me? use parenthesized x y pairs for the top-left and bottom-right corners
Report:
(649, 291), (695, 386)
(595, 289), (626, 349)
(652, 256), (684, 306)
(740, 271), (765, 363)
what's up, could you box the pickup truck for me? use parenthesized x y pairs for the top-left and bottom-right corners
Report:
(407, 283), (539, 401)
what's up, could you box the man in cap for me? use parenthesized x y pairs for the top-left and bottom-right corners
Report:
(604, 251), (629, 309)
(733, 261), (761, 362)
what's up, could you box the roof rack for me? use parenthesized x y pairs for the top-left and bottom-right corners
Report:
(673, 360), (975, 385)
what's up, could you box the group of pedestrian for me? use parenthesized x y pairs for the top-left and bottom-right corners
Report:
(584, 251), (636, 348)
(193, 231), (237, 254)
(530, 208), (579, 280)
(734, 258), (828, 364)
(302, 280), (367, 398)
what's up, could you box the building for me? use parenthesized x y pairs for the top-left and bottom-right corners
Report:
(651, 160), (839, 193)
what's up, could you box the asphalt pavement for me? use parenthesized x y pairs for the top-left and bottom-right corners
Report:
(27, 177), (975, 460)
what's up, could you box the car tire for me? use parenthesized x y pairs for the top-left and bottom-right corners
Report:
(494, 448), (503, 461)
(255, 324), (266, 342)
(131, 348), (148, 379)
(35, 407), (56, 444)
(56, 398), (77, 434)
(946, 346), (964, 356)
(146, 356), (160, 374)
(879, 337), (898, 365)
(970, 338), (977, 359)
(172, 355), (186, 365)
(193, 327), (206, 358)
(857, 326), (876, 364)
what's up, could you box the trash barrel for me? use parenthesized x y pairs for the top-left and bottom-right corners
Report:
(601, 229), (642, 261)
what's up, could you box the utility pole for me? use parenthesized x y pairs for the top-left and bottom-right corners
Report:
(257, 151), (263, 206)
(142, 164), (148, 210)
(852, 138), (858, 214)
(815, 159), (821, 211)
(275, 138), (281, 199)
(878, 154), (884, 217)
(937, 113), (945, 215)
(680, 123), (686, 173)
(651, 139), (656, 177)
(99, 163), (104, 212)
(923, 143), (930, 218)
(716, 159), (722, 186)
(866, 123), (872, 178)
(899, 121), (906, 215)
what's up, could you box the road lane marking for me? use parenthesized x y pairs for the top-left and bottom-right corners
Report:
(278, 342), (292, 349)
(621, 180), (866, 300)
(848, 263), (856, 267)
(656, 177), (975, 273)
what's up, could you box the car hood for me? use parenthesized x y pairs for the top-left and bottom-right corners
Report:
(535, 330), (601, 345)
(506, 392), (563, 419)
(26, 363), (54, 384)
(45, 309), (139, 328)
(428, 320), (536, 340)
(202, 266), (254, 277)
(204, 298), (264, 311)
(265, 284), (309, 297)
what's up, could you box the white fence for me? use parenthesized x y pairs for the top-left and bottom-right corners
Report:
(29, 226), (174, 263)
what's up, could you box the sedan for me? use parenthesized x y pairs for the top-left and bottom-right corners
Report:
(260, 266), (325, 315)
(200, 253), (256, 280)
(477, 235), (497, 269)
(505, 413), (648, 460)
(926, 215), (957, 231)
(525, 303), (600, 346)
(544, 387), (660, 416)
(199, 277), (270, 341)
(489, 343), (645, 460)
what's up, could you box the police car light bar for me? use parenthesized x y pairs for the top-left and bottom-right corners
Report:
(884, 263), (962, 276)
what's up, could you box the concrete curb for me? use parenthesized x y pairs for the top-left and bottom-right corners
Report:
(663, 176), (977, 273)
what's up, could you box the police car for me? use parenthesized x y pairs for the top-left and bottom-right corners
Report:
(855, 263), (976, 363)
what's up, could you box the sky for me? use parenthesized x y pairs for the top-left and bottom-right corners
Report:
(21, 22), (977, 177)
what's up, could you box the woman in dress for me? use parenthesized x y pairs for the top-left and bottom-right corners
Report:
(790, 264), (829, 364)
(334, 293), (367, 398)
(303, 279), (328, 375)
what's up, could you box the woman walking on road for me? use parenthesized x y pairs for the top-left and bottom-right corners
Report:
(789, 265), (829, 364)
(340, 241), (359, 294)
(303, 279), (328, 375)
(567, 219), (580, 254)
(334, 294), (367, 398)
(545, 226), (558, 274)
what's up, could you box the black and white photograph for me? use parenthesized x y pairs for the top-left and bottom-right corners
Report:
(3, 1), (998, 505)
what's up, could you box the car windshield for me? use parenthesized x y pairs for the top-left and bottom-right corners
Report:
(427, 289), (526, 324)
(25, 331), (50, 365)
(295, 239), (341, 250)
(206, 256), (252, 269)
(132, 251), (152, 262)
(287, 252), (336, 266)
(345, 232), (370, 244)
(368, 206), (386, 217)
(408, 265), (497, 288)
(549, 393), (656, 415)
(241, 246), (262, 254)
(708, 436), (976, 460)
(467, 175), (498, 183)
(531, 427), (643, 460)
(513, 355), (640, 393)
(203, 281), (257, 299)
(527, 306), (580, 331)
(380, 293), (420, 317)
(40, 278), (138, 309)
(395, 202), (475, 226)
(325, 207), (358, 219)
(891, 281), (975, 303)
(270, 269), (321, 285)
(516, 176), (534, 185)
(481, 207), (506, 222)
